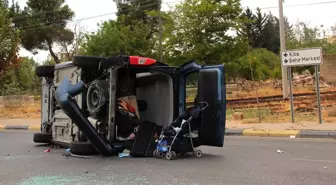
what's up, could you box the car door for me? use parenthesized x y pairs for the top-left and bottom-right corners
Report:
(179, 61), (226, 147)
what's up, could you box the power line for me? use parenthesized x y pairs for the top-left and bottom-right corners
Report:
(12, 0), (160, 26)
(256, 0), (336, 10)
(19, 0), (180, 32)
(17, 0), (336, 32)
(13, 0), (336, 23)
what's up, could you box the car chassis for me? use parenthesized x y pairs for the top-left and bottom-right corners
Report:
(34, 55), (227, 157)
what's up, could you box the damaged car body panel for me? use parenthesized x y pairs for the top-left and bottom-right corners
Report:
(178, 62), (226, 147)
(34, 55), (226, 157)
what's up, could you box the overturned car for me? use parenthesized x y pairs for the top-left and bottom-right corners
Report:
(34, 55), (226, 157)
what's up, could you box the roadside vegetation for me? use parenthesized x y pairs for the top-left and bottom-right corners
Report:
(1, 0), (336, 123)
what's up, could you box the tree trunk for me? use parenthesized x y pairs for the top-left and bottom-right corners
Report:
(64, 45), (72, 61)
(14, 67), (22, 89)
(47, 40), (59, 64)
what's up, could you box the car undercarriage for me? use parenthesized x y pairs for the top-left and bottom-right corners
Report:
(34, 55), (226, 158)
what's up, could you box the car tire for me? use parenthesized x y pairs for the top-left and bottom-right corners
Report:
(72, 55), (103, 67)
(33, 133), (52, 143)
(35, 65), (55, 78)
(69, 141), (99, 155)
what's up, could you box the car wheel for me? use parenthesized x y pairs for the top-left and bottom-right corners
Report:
(33, 133), (52, 144)
(35, 65), (55, 78)
(72, 55), (103, 67)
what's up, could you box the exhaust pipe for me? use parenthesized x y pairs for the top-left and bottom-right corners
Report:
(55, 77), (115, 156)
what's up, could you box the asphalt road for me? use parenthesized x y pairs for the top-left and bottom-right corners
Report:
(1, 131), (336, 185)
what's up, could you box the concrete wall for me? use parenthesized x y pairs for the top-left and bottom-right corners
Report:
(321, 54), (336, 83)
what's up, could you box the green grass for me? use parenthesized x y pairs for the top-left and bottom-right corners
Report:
(226, 108), (273, 120)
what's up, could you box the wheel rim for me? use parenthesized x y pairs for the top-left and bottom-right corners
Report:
(91, 90), (100, 106)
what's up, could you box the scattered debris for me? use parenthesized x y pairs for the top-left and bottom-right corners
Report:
(290, 135), (296, 139)
(122, 149), (130, 154)
(62, 152), (90, 159)
(233, 112), (244, 120)
(61, 148), (90, 159)
(44, 148), (51, 153)
(277, 150), (284, 154)
(118, 153), (131, 158)
(324, 166), (328, 169)
(85, 170), (88, 174)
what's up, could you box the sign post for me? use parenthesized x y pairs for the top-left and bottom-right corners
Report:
(281, 47), (323, 124)
(288, 67), (294, 123)
(315, 65), (322, 124)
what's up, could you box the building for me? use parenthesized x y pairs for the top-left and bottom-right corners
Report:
(320, 54), (336, 83)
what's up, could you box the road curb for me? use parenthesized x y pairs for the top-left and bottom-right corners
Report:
(28, 125), (41, 131)
(0, 125), (41, 131)
(242, 129), (270, 137)
(225, 129), (243, 136)
(298, 130), (332, 138)
(1, 125), (336, 139)
(226, 129), (336, 139)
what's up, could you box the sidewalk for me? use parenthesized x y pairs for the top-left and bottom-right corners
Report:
(0, 118), (40, 131)
(226, 121), (336, 131)
(1, 118), (336, 139)
(226, 120), (336, 138)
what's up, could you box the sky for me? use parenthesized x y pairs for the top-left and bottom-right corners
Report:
(13, 0), (336, 63)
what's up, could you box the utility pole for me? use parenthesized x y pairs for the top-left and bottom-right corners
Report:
(158, 0), (163, 62)
(279, 0), (289, 99)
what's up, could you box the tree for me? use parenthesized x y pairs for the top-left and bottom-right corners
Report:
(238, 8), (296, 55)
(0, 0), (20, 80)
(261, 12), (280, 54)
(58, 23), (86, 61)
(238, 7), (267, 48)
(287, 21), (327, 49)
(240, 11), (281, 54)
(113, 0), (160, 25)
(254, 8), (267, 47)
(163, 0), (248, 66)
(80, 19), (155, 57)
(113, 0), (160, 39)
(11, 0), (75, 64)
(237, 7), (258, 47)
(284, 17), (295, 45)
(0, 57), (41, 95)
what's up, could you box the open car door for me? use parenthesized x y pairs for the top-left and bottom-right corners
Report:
(179, 61), (226, 147)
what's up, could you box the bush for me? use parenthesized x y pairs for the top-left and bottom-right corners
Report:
(235, 48), (281, 81)
(0, 57), (41, 96)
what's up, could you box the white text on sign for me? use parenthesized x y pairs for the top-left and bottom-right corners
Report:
(281, 48), (322, 67)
